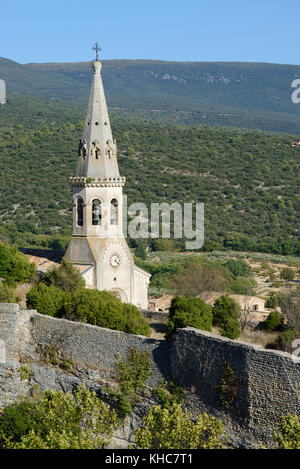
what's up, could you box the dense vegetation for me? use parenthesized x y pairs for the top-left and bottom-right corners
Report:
(2, 57), (300, 132)
(0, 94), (300, 256)
(26, 262), (151, 337)
(166, 296), (213, 339)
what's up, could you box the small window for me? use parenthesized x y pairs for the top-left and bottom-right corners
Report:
(252, 304), (258, 311)
(77, 198), (83, 226)
(92, 199), (102, 225)
(110, 198), (118, 225)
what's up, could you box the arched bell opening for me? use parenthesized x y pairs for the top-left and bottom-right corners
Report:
(92, 199), (102, 225)
(110, 198), (118, 225)
(77, 198), (84, 227)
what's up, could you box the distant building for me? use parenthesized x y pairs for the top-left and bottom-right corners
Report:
(0, 79), (6, 105)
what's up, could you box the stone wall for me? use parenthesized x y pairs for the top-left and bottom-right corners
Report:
(0, 304), (299, 448)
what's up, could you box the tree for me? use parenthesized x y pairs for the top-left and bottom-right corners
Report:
(273, 414), (300, 449)
(26, 283), (67, 317)
(63, 289), (151, 336)
(280, 268), (295, 282)
(213, 295), (241, 340)
(279, 286), (300, 332)
(0, 386), (118, 449)
(42, 259), (85, 292)
(0, 243), (35, 283)
(134, 403), (226, 449)
(225, 259), (251, 279)
(171, 263), (229, 298)
(263, 311), (283, 332)
(166, 296), (212, 339)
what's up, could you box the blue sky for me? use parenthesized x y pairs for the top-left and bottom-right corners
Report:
(1, 0), (299, 65)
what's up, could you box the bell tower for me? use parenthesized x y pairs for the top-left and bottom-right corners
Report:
(64, 44), (150, 308)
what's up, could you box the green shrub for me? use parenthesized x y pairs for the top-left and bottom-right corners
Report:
(276, 329), (300, 353)
(26, 283), (67, 316)
(0, 281), (17, 303)
(134, 403), (226, 449)
(0, 386), (118, 449)
(166, 296), (213, 339)
(263, 311), (283, 332)
(64, 289), (151, 336)
(273, 414), (300, 449)
(265, 292), (279, 309)
(213, 295), (240, 327)
(229, 276), (257, 295)
(220, 317), (241, 339)
(213, 295), (241, 340)
(225, 259), (251, 279)
(280, 268), (295, 282)
(42, 259), (85, 292)
(0, 244), (35, 283)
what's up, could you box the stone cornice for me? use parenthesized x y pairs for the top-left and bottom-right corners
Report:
(70, 176), (125, 187)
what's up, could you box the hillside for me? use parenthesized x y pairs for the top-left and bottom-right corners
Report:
(1, 57), (300, 133)
(0, 94), (299, 255)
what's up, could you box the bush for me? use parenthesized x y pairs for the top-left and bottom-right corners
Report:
(273, 414), (300, 449)
(213, 295), (241, 340)
(63, 289), (151, 336)
(0, 244), (35, 283)
(0, 281), (17, 303)
(225, 259), (251, 279)
(26, 283), (67, 316)
(276, 329), (300, 353)
(220, 317), (241, 340)
(229, 276), (257, 295)
(166, 296), (212, 339)
(0, 386), (118, 449)
(134, 403), (226, 449)
(265, 292), (279, 309)
(280, 268), (295, 282)
(42, 259), (85, 292)
(263, 311), (283, 332)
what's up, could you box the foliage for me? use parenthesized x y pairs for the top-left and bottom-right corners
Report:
(0, 243), (35, 283)
(229, 276), (257, 295)
(134, 403), (226, 449)
(265, 292), (279, 309)
(63, 289), (151, 336)
(42, 259), (85, 292)
(114, 348), (151, 417)
(276, 329), (300, 353)
(224, 259), (251, 279)
(1, 98), (300, 257)
(26, 285), (151, 336)
(273, 414), (300, 449)
(216, 360), (238, 409)
(17, 366), (31, 381)
(263, 311), (283, 332)
(0, 281), (17, 303)
(154, 379), (184, 410)
(0, 386), (118, 449)
(280, 267), (295, 282)
(171, 262), (230, 298)
(166, 296), (213, 339)
(213, 295), (241, 339)
(44, 345), (72, 372)
(26, 283), (67, 317)
(134, 239), (148, 260)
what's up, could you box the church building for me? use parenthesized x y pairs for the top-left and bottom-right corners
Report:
(64, 48), (150, 309)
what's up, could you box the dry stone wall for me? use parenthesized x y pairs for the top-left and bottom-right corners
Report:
(0, 304), (299, 448)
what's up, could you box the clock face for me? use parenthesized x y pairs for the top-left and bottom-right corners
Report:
(110, 253), (121, 268)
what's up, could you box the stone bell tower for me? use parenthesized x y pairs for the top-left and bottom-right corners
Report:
(64, 45), (150, 308)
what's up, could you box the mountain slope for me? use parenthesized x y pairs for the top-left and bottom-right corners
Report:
(1, 57), (300, 133)
(0, 94), (299, 255)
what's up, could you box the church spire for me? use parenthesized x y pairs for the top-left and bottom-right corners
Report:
(76, 46), (119, 179)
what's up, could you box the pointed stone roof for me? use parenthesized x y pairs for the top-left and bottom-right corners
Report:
(76, 61), (120, 178)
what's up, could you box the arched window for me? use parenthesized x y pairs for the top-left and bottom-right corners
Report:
(92, 199), (102, 225)
(110, 198), (118, 225)
(77, 198), (83, 226)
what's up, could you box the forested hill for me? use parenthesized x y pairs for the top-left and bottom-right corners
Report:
(0, 94), (299, 256)
(1, 57), (300, 133)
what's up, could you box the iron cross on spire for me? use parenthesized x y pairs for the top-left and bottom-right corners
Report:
(92, 42), (101, 61)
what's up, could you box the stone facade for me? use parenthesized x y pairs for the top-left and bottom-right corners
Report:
(0, 304), (299, 448)
(64, 60), (150, 308)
